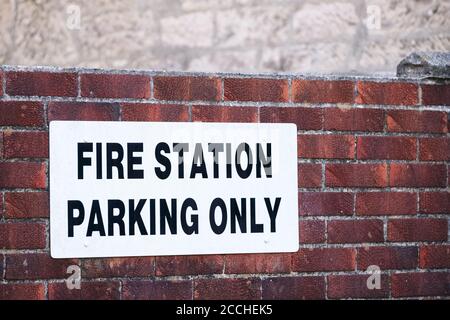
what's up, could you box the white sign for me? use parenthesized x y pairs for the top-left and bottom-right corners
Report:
(50, 121), (298, 258)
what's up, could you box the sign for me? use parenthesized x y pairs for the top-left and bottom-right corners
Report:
(50, 121), (298, 258)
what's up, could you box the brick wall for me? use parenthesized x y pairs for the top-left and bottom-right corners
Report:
(0, 66), (449, 300)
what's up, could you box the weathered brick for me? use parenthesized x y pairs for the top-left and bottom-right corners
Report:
(356, 81), (418, 105)
(48, 281), (120, 300)
(5, 253), (77, 280)
(327, 220), (384, 244)
(0, 222), (46, 249)
(81, 73), (150, 99)
(121, 103), (189, 122)
(83, 257), (154, 278)
(6, 71), (77, 97)
(419, 245), (450, 269)
(262, 276), (325, 300)
(299, 192), (353, 216)
(387, 110), (447, 133)
(48, 102), (120, 121)
(326, 163), (388, 187)
(299, 220), (326, 244)
(419, 137), (450, 161)
(292, 248), (356, 272)
(224, 78), (288, 102)
(155, 255), (224, 276)
(0, 283), (45, 300)
(419, 192), (450, 214)
(298, 163), (322, 188)
(298, 134), (355, 159)
(357, 136), (416, 160)
(122, 280), (192, 300)
(421, 84), (450, 106)
(391, 272), (450, 297)
(356, 192), (417, 216)
(154, 76), (220, 101)
(0, 101), (44, 127)
(3, 131), (48, 158)
(388, 218), (448, 242)
(192, 105), (257, 122)
(389, 163), (447, 187)
(323, 107), (384, 131)
(260, 107), (322, 130)
(292, 80), (354, 104)
(357, 246), (418, 270)
(328, 275), (389, 299)
(0, 71), (3, 96)
(194, 278), (261, 300)
(224, 253), (291, 274)
(5, 192), (49, 218)
(0, 161), (46, 188)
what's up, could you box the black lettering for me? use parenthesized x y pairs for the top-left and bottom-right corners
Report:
(86, 200), (106, 236)
(190, 143), (207, 178)
(68, 200), (85, 237)
(265, 197), (281, 232)
(107, 143), (124, 179)
(108, 199), (125, 236)
(127, 143), (144, 179)
(210, 198), (227, 234)
(180, 198), (198, 235)
(129, 199), (148, 235)
(96, 143), (102, 179)
(155, 142), (171, 179)
(250, 198), (263, 233)
(173, 143), (189, 178)
(257, 143), (272, 178)
(160, 199), (177, 234)
(235, 143), (252, 179)
(78, 143), (92, 179)
(208, 143), (224, 179)
(230, 198), (247, 233)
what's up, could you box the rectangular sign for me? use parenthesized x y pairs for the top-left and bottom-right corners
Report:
(50, 121), (298, 258)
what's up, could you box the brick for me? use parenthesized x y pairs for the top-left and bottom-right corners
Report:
(48, 102), (120, 121)
(262, 276), (325, 300)
(419, 192), (450, 214)
(0, 71), (3, 96)
(0, 222), (46, 249)
(154, 76), (220, 101)
(83, 257), (154, 278)
(419, 137), (450, 161)
(298, 134), (355, 159)
(81, 73), (150, 99)
(0, 283), (45, 300)
(0, 161), (46, 188)
(388, 218), (448, 242)
(326, 163), (388, 187)
(292, 248), (356, 272)
(299, 192), (353, 216)
(192, 105), (257, 122)
(0, 101), (44, 127)
(5, 253), (77, 280)
(0, 254), (3, 279)
(6, 71), (77, 97)
(194, 278), (261, 300)
(327, 220), (384, 244)
(356, 192), (416, 216)
(292, 80), (354, 104)
(0, 132), (3, 158)
(3, 131), (48, 158)
(48, 281), (120, 300)
(327, 275), (389, 299)
(356, 81), (418, 105)
(323, 107), (384, 131)
(421, 84), (450, 106)
(298, 163), (322, 188)
(419, 245), (450, 269)
(299, 220), (326, 244)
(357, 136), (416, 160)
(357, 246), (418, 270)
(224, 78), (288, 102)
(155, 255), (224, 276)
(391, 272), (450, 297)
(224, 253), (291, 274)
(121, 103), (189, 122)
(260, 107), (322, 130)
(5, 192), (49, 218)
(387, 110), (447, 133)
(123, 280), (192, 300)
(389, 163), (447, 187)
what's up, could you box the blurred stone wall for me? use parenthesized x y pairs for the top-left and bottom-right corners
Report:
(0, 0), (449, 74)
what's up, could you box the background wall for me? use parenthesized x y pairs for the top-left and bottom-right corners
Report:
(0, 66), (448, 299)
(0, 0), (449, 74)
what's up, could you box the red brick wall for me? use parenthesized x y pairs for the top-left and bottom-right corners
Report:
(0, 66), (449, 300)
